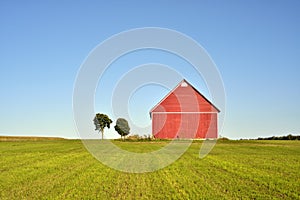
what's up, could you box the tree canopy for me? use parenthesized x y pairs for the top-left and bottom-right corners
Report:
(94, 113), (113, 140)
(114, 118), (130, 140)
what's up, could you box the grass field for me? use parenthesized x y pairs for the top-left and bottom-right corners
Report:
(1, 138), (299, 199)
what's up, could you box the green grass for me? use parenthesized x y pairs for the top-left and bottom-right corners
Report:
(1, 139), (299, 199)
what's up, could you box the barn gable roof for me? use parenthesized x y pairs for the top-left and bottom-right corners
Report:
(150, 79), (220, 114)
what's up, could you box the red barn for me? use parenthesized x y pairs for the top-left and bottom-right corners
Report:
(150, 79), (220, 139)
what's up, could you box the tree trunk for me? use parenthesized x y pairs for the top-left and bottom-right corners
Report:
(99, 130), (104, 140)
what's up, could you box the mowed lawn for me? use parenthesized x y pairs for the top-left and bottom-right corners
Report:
(1, 139), (299, 199)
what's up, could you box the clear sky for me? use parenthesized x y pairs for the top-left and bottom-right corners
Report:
(1, 1), (299, 139)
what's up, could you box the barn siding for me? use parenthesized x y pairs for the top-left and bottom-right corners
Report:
(151, 83), (218, 113)
(151, 80), (219, 139)
(152, 113), (218, 139)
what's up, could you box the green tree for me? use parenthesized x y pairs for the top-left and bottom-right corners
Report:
(114, 118), (130, 140)
(94, 113), (113, 140)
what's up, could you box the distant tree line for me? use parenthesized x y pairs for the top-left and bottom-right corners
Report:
(257, 134), (300, 140)
(123, 134), (152, 141)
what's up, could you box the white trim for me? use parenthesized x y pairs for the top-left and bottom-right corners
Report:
(152, 112), (218, 114)
(181, 82), (188, 87)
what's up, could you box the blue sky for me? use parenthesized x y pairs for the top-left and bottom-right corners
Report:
(0, 1), (299, 139)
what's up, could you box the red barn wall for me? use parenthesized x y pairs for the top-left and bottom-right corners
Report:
(151, 80), (219, 139)
(152, 113), (218, 139)
(151, 83), (218, 113)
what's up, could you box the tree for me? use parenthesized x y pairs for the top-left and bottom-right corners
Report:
(93, 113), (113, 140)
(114, 118), (130, 140)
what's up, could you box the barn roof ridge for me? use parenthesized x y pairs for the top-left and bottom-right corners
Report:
(149, 79), (220, 114)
